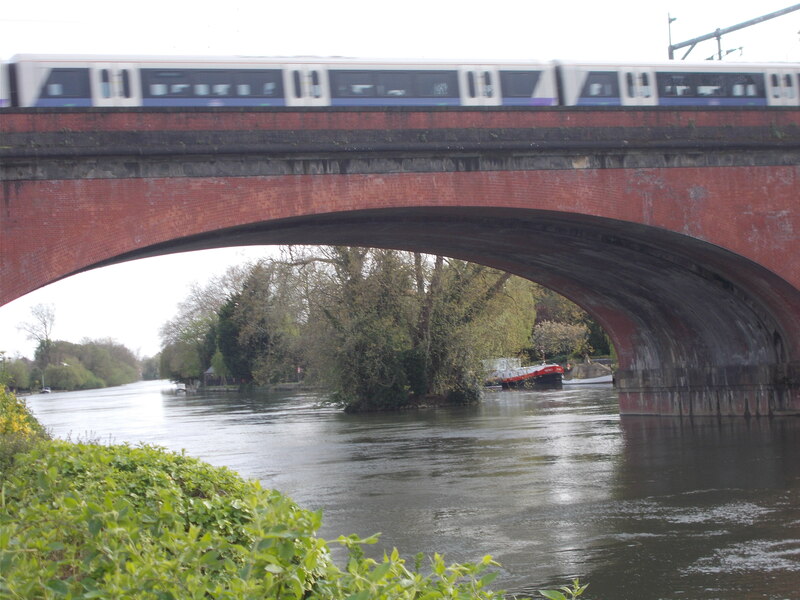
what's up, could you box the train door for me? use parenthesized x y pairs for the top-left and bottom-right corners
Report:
(285, 65), (330, 106)
(459, 67), (501, 106)
(621, 68), (656, 106)
(766, 69), (800, 106)
(90, 64), (141, 106)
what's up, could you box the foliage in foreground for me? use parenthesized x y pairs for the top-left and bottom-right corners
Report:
(0, 440), (523, 599)
(0, 386), (49, 473)
(539, 579), (589, 600)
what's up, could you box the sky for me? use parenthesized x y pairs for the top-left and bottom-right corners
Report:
(1, 0), (799, 359)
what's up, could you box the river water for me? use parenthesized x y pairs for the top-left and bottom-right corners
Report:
(24, 380), (800, 600)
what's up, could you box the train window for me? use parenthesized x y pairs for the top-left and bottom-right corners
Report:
(483, 71), (493, 97)
(730, 74), (761, 97)
(657, 73), (693, 97)
(499, 71), (541, 97)
(330, 71), (376, 97)
(658, 71), (764, 99)
(580, 71), (619, 98)
(696, 74), (724, 97)
(785, 74), (795, 99)
(771, 73), (782, 98)
(414, 71), (458, 97)
(375, 72), (413, 96)
(191, 71), (234, 97)
(233, 71), (283, 97)
(40, 68), (91, 98)
(292, 71), (301, 98)
(311, 70), (322, 98)
(626, 73), (634, 97)
(100, 69), (111, 98)
(142, 70), (191, 97)
(121, 70), (131, 98)
(467, 72), (476, 98)
(641, 73), (652, 97)
(331, 69), (457, 99)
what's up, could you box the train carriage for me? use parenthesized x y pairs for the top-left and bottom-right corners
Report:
(3, 54), (800, 109)
(6, 54), (559, 109)
(557, 61), (800, 107)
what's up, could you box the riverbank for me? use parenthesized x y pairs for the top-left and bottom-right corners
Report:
(0, 413), (522, 599)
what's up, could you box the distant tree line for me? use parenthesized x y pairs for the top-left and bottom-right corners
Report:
(3, 339), (143, 392)
(159, 247), (612, 412)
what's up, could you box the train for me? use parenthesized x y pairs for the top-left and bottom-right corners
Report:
(1, 54), (799, 109)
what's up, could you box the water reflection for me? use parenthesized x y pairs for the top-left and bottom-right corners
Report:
(25, 382), (800, 599)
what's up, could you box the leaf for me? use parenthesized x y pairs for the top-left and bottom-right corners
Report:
(45, 579), (70, 596)
(368, 561), (393, 582)
(87, 518), (102, 537)
(263, 564), (284, 574)
(539, 591), (568, 600)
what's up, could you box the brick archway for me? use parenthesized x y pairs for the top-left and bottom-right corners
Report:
(3, 107), (800, 414)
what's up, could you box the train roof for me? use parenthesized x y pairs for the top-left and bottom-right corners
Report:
(8, 53), (553, 66)
(8, 54), (800, 70)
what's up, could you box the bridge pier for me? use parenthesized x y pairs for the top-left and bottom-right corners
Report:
(616, 363), (800, 416)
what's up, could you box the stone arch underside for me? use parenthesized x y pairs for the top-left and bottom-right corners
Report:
(104, 206), (800, 416)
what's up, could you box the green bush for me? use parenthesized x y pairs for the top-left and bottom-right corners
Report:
(0, 441), (520, 599)
(0, 387), (49, 474)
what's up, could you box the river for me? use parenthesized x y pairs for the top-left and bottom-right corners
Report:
(25, 380), (800, 600)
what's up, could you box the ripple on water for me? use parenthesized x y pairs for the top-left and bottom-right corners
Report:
(686, 539), (800, 574)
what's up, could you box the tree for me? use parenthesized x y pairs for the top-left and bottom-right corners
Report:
(19, 304), (55, 345)
(2, 356), (30, 391)
(159, 265), (250, 383)
(140, 355), (161, 380)
(280, 247), (539, 410)
(530, 320), (590, 361)
(216, 295), (252, 381)
(533, 289), (612, 357)
(308, 247), (416, 410)
(20, 304), (55, 387)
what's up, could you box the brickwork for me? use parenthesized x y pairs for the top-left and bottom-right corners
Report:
(3, 107), (800, 414)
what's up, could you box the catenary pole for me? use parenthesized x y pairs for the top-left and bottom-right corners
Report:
(668, 4), (800, 59)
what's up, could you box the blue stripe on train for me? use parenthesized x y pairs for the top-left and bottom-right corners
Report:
(329, 98), (461, 107)
(35, 98), (93, 107)
(575, 98), (623, 106)
(501, 98), (557, 106)
(656, 97), (768, 107)
(141, 98), (288, 107)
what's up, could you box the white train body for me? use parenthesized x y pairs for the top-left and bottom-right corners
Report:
(2, 54), (799, 109)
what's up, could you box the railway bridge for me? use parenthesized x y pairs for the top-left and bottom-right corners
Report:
(2, 107), (800, 416)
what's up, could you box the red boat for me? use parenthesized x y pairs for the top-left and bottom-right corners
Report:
(485, 359), (564, 388)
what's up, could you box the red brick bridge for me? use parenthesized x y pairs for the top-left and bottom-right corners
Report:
(2, 107), (800, 416)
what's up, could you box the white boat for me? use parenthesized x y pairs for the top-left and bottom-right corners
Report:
(562, 374), (613, 385)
